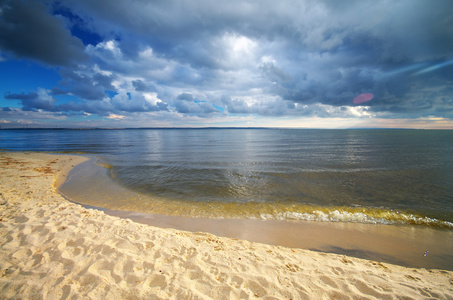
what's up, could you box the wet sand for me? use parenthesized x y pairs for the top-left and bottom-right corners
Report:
(101, 210), (453, 271)
(1, 152), (452, 299)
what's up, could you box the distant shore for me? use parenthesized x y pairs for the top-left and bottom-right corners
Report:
(0, 152), (452, 299)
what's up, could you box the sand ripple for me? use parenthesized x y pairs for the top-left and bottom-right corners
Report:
(0, 152), (452, 299)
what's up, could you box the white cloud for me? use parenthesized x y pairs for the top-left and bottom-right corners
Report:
(143, 93), (162, 106)
(86, 40), (122, 59)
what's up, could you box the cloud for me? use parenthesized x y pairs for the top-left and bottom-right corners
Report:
(1, 0), (452, 127)
(132, 80), (155, 92)
(0, 0), (87, 66)
(5, 88), (57, 111)
(4, 92), (38, 100)
(55, 1), (453, 113)
(172, 94), (220, 116)
(106, 114), (125, 120)
(110, 91), (169, 113)
(55, 67), (115, 100)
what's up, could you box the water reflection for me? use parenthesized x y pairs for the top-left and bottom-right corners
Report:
(2, 128), (453, 222)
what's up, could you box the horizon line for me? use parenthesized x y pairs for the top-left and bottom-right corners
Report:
(0, 126), (447, 130)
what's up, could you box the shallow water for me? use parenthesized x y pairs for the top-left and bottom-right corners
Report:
(2, 128), (453, 226)
(60, 158), (453, 270)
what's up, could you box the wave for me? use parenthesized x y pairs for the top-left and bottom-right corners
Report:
(147, 200), (453, 229)
(258, 208), (453, 229)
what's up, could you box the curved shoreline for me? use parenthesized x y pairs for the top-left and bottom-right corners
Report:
(1, 151), (452, 299)
(60, 155), (453, 270)
(62, 157), (453, 228)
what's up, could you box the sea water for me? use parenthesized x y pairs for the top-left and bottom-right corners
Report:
(1, 128), (453, 228)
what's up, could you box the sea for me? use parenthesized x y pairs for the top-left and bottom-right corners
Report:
(1, 128), (453, 229)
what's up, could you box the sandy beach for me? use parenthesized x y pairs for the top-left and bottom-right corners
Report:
(0, 152), (452, 299)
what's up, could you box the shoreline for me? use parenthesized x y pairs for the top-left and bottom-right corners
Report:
(1, 151), (452, 298)
(62, 158), (453, 229)
(61, 157), (453, 271)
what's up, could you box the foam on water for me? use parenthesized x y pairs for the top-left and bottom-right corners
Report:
(260, 209), (453, 229)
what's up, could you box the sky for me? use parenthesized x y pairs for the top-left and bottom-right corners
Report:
(1, 0), (453, 128)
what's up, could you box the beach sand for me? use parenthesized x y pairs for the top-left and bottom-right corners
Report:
(0, 152), (452, 299)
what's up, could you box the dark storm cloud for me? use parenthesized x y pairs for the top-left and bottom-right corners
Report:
(0, 0), (87, 66)
(2, 0), (453, 123)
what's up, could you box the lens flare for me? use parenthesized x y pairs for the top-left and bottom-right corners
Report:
(353, 93), (374, 104)
(414, 59), (453, 75)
